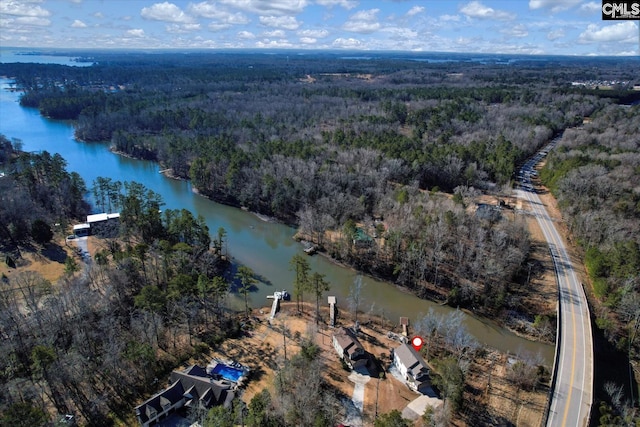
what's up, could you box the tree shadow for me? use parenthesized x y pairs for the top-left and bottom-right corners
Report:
(254, 272), (273, 287)
(226, 262), (262, 294)
(592, 317), (639, 419)
(40, 242), (67, 263)
(248, 366), (266, 383)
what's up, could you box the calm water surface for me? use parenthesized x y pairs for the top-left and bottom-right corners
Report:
(0, 74), (554, 364)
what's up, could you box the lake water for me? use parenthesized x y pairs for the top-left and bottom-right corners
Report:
(0, 63), (554, 364)
(0, 47), (92, 66)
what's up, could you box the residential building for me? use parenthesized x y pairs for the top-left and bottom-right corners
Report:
(393, 342), (431, 393)
(134, 365), (235, 427)
(332, 327), (368, 370)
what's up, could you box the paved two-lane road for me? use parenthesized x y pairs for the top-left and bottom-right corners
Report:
(516, 144), (593, 427)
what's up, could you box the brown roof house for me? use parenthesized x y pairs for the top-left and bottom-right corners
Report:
(134, 365), (235, 426)
(393, 342), (431, 394)
(332, 327), (368, 370)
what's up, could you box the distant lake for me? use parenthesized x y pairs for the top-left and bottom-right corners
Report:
(0, 48), (93, 66)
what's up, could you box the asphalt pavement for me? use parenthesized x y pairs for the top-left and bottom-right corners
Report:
(516, 143), (593, 427)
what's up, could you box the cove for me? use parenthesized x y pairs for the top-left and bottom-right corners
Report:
(0, 77), (554, 364)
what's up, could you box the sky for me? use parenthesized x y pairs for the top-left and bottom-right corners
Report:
(1, 0), (639, 56)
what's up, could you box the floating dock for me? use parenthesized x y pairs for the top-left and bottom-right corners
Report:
(267, 290), (289, 319)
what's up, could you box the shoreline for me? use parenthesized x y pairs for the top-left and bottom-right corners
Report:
(105, 147), (550, 348)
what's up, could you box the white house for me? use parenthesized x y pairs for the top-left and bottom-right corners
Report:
(393, 342), (431, 393)
(87, 212), (120, 224)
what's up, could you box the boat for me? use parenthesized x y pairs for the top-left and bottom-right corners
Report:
(273, 290), (290, 300)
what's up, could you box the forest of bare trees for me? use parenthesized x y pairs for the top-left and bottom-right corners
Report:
(540, 104), (640, 425)
(0, 139), (240, 425)
(1, 52), (639, 425)
(4, 53), (634, 317)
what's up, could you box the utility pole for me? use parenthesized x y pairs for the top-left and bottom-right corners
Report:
(375, 372), (382, 419)
(282, 318), (287, 362)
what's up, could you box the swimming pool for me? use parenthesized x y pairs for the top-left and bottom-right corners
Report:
(211, 363), (244, 382)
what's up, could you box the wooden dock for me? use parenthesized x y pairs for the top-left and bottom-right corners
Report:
(400, 317), (409, 337)
(328, 296), (337, 327)
(268, 290), (289, 319)
(269, 298), (279, 319)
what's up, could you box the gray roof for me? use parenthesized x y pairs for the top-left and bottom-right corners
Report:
(394, 343), (430, 383)
(334, 327), (366, 361)
(135, 365), (236, 425)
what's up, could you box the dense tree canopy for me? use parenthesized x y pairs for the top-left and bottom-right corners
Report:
(0, 144), (234, 424)
(541, 105), (640, 336)
(0, 138), (88, 246)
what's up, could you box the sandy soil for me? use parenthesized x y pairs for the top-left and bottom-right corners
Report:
(0, 236), (72, 283)
(197, 301), (420, 420)
(197, 300), (548, 426)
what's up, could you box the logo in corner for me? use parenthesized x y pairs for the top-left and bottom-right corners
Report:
(602, 1), (640, 20)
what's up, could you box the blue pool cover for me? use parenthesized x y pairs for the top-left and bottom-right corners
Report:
(212, 364), (244, 382)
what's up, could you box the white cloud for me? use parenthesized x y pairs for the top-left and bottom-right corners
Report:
(208, 22), (231, 31)
(529, 0), (582, 13)
(343, 20), (380, 33)
(189, 1), (222, 18)
(93, 12), (104, 19)
(315, 0), (357, 9)
(440, 14), (461, 22)
(350, 8), (379, 22)
(263, 29), (286, 38)
(256, 38), (293, 48)
(0, 1), (50, 17)
(71, 19), (87, 28)
(299, 36), (316, 44)
(406, 6), (425, 17)
(259, 15), (301, 30)
(14, 16), (50, 26)
(167, 23), (201, 33)
(226, 12), (251, 25)
(332, 37), (362, 48)
(579, 2), (601, 14)
(381, 26), (417, 39)
(612, 50), (637, 56)
(342, 8), (380, 33)
(501, 23), (528, 38)
(219, 0), (308, 16)
(297, 28), (329, 38)
(189, 2), (249, 24)
(237, 30), (255, 39)
(141, 2), (194, 23)
(126, 28), (145, 37)
(460, 1), (515, 21)
(547, 28), (565, 41)
(579, 22), (638, 43)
